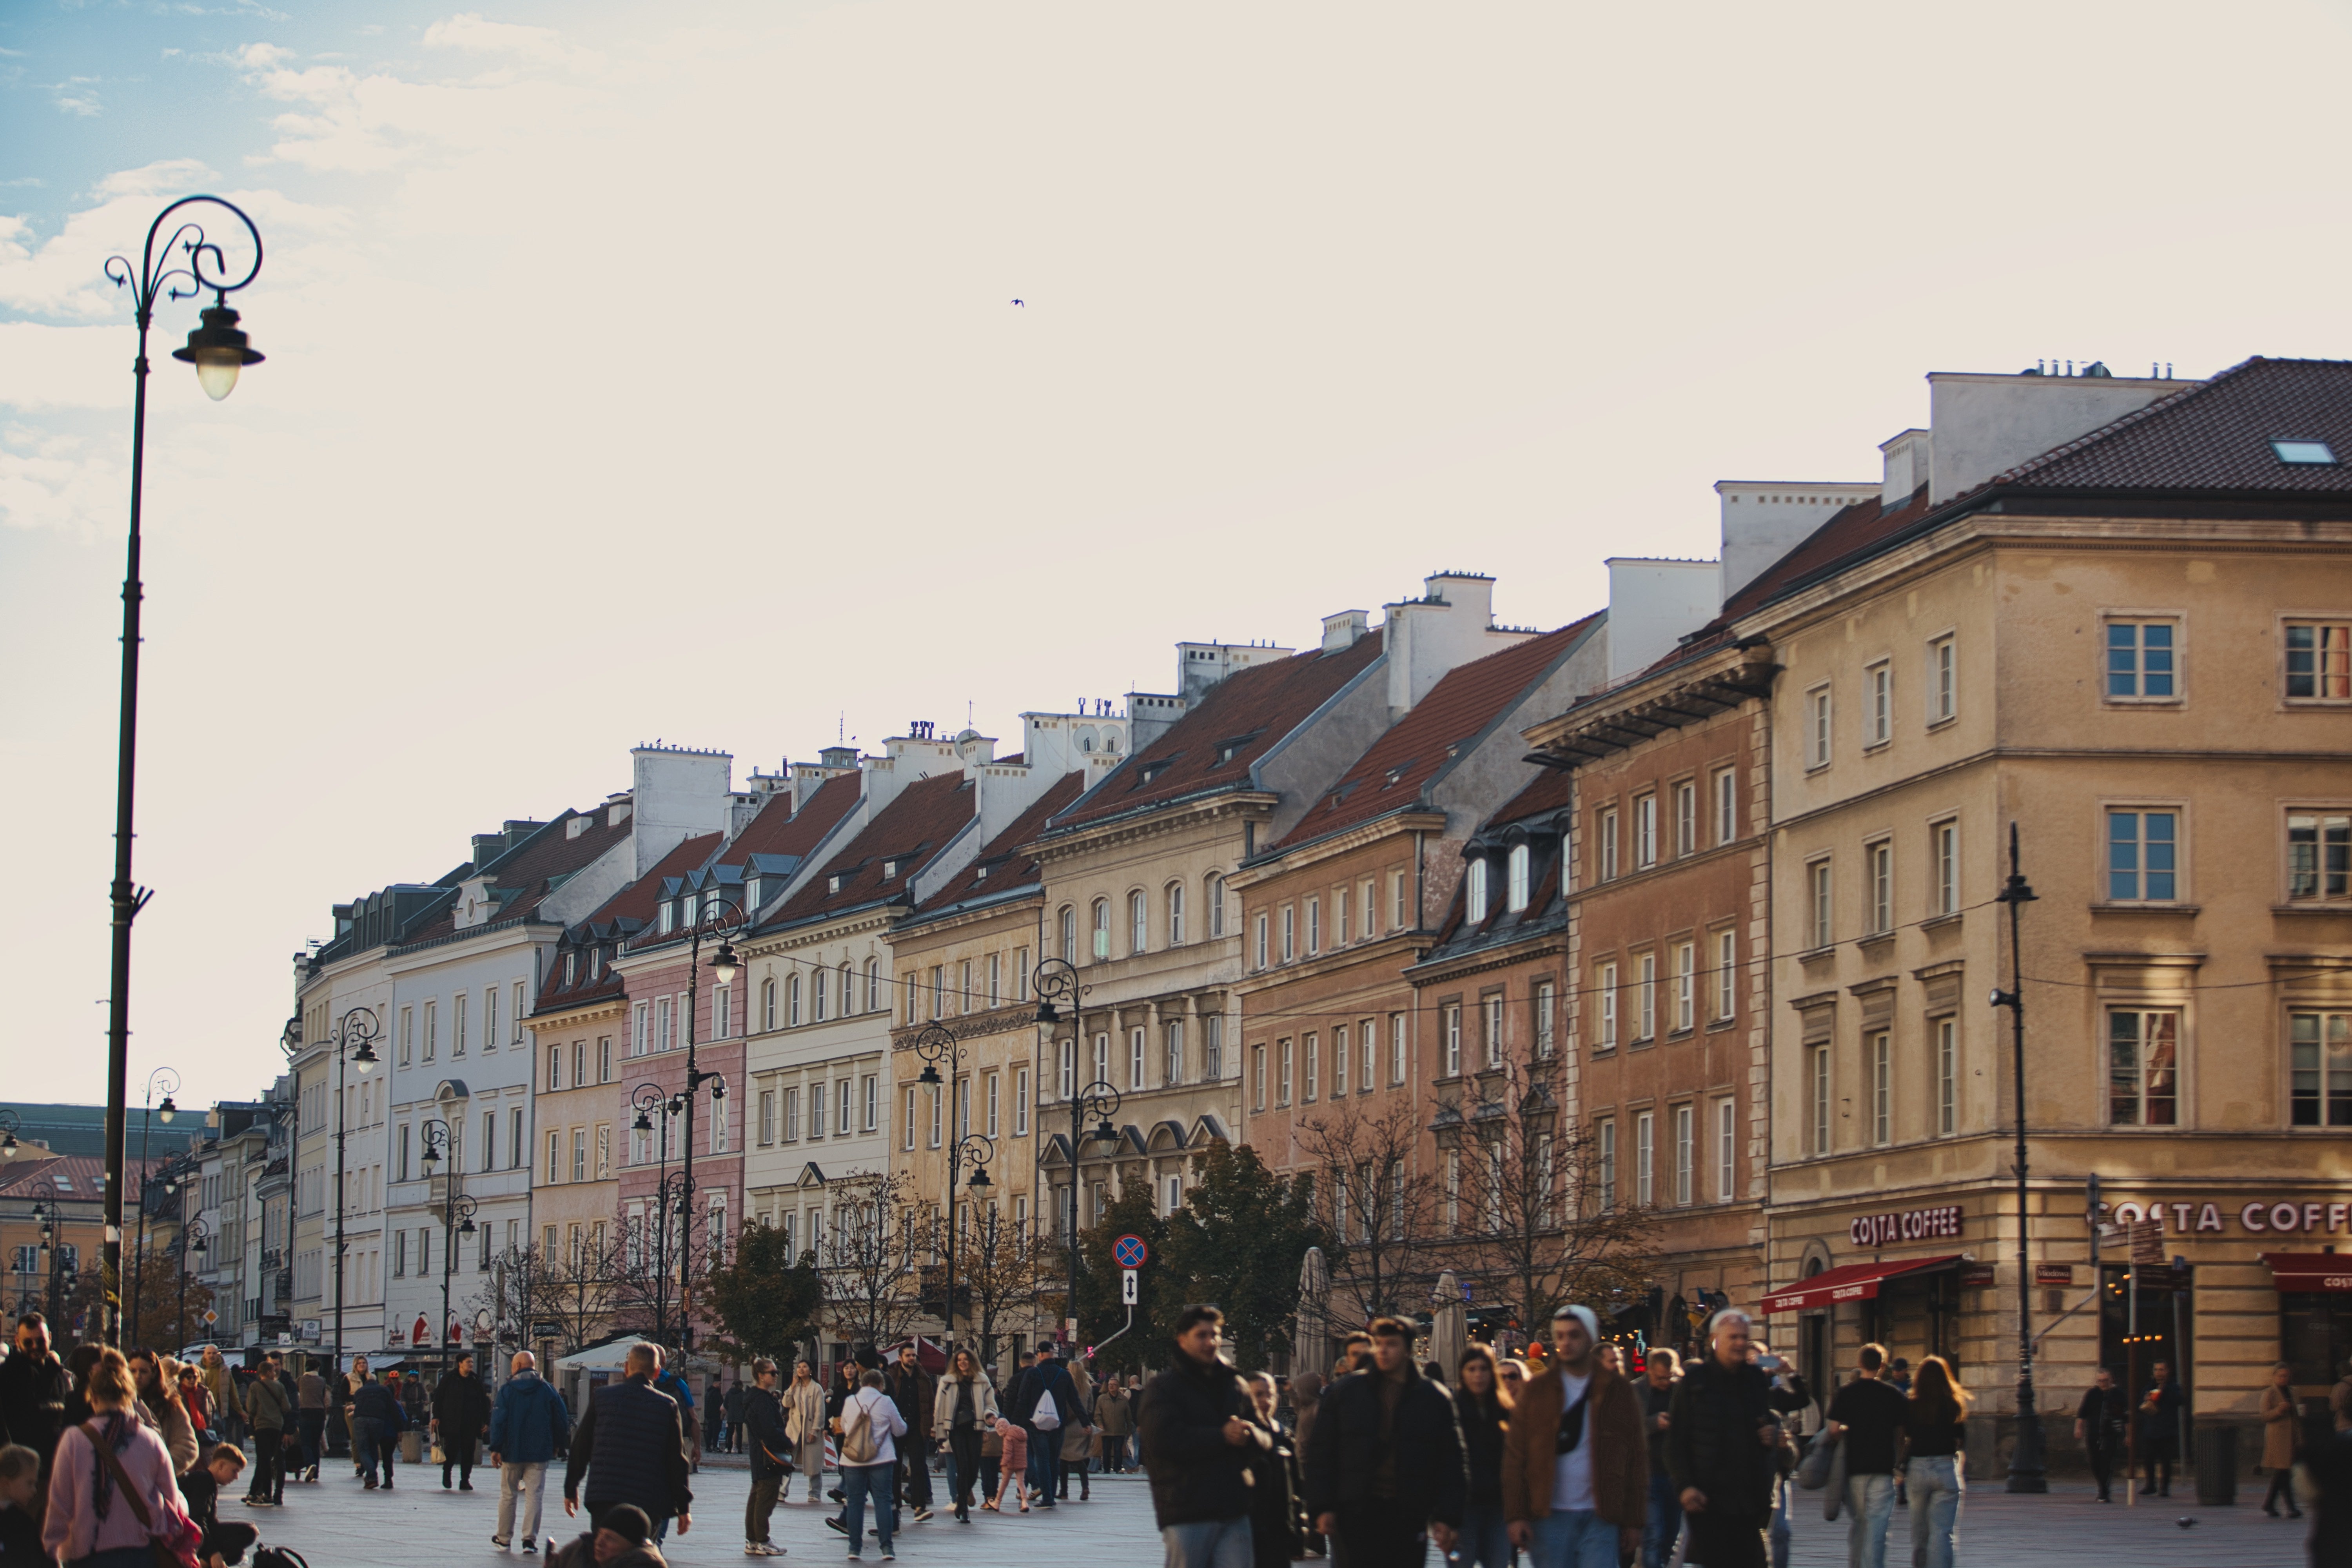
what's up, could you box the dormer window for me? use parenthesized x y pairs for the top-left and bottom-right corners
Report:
(1139, 759), (1172, 784)
(682, 893), (700, 927)
(828, 875), (843, 895)
(590, 947), (604, 980)
(563, 953), (577, 987)
(1506, 844), (1530, 913)
(882, 860), (898, 880)
(658, 902), (676, 935)
(974, 864), (989, 883)
(745, 878), (762, 910)
(1466, 857), (1490, 922)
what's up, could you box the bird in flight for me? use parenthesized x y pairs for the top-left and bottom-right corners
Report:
(1011, 299), (1024, 307)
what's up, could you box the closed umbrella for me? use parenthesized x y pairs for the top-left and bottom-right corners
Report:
(1297, 1247), (1331, 1374)
(1429, 1270), (1467, 1383)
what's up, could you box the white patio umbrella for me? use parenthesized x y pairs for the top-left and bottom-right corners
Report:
(1429, 1269), (1468, 1383)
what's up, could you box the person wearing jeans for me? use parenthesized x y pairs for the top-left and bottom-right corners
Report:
(1824, 1344), (1906, 1568)
(349, 1369), (405, 1490)
(1898, 1357), (1969, 1568)
(1635, 1350), (1681, 1568)
(1502, 1306), (1644, 1568)
(838, 1367), (908, 1559)
(1140, 1305), (1270, 1568)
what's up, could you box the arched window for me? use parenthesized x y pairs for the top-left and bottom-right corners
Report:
(1105, 733), (1120, 753)
(1166, 882), (1185, 946)
(839, 963), (853, 1016)
(1506, 844), (1531, 913)
(1058, 906), (1077, 964)
(1466, 857), (1490, 922)
(1207, 874), (1227, 938)
(865, 958), (881, 1012)
(788, 973), (803, 1027)
(1091, 898), (1111, 961)
(1129, 890), (1148, 955)
(760, 977), (776, 1032)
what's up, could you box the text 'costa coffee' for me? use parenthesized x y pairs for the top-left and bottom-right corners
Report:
(1850, 1205), (1964, 1248)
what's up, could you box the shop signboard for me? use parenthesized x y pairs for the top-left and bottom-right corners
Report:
(1847, 1204), (1963, 1248)
(1957, 1264), (1996, 1287)
(2095, 1196), (2352, 1237)
(2034, 1263), (2075, 1285)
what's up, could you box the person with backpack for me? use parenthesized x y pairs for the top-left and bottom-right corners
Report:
(1011, 1346), (1078, 1510)
(488, 1350), (573, 1554)
(837, 1368), (908, 1561)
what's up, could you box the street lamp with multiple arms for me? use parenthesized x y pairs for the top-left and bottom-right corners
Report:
(1031, 958), (1122, 1350)
(418, 1120), (481, 1365)
(129, 1067), (180, 1339)
(96, 199), (264, 1346)
(911, 1022), (995, 1349)
(666, 896), (740, 1355)
(326, 1007), (380, 1377)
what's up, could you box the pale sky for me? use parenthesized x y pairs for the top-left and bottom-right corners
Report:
(5, 0), (2351, 1107)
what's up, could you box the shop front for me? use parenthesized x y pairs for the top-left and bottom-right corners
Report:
(1762, 1198), (1973, 1397)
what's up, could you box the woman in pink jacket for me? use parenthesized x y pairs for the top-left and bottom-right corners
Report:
(43, 1348), (193, 1568)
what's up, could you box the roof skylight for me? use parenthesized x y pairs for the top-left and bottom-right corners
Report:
(2272, 439), (2337, 465)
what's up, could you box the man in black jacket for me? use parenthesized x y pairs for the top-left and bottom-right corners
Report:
(1665, 1311), (1779, 1568)
(0, 1315), (71, 1485)
(886, 1343), (935, 1522)
(1302, 1316), (1465, 1568)
(434, 1353), (492, 1492)
(563, 1344), (693, 1541)
(1140, 1305), (1267, 1568)
(1011, 1345), (1079, 1509)
(741, 1359), (788, 1556)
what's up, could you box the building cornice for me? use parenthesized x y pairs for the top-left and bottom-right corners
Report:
(1522, 646), (1775, 766)
(1029, 791), (1276, 862)
(1229, 812), (1446, 887)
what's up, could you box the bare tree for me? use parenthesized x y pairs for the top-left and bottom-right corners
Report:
(816, 1170), (925, 1352)
(1294, 1097), (1442, 1331)
(1448, 1051), (1657, 1332)
(952, 1201), (1047, 1367)
(475, 1234), (628, 1357)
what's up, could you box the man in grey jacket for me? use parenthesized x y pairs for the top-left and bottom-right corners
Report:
(243, 1352), (295, 1507)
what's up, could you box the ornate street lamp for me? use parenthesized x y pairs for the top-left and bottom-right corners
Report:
(96, 199), (263, 1346)
(1991, 823), (2045, 1492)
(1032, 958), (1123, 1351)
(130, 1066), (181, 1340)
(912, 1023), (996, 1350)
(325, 1007), (380, 1383)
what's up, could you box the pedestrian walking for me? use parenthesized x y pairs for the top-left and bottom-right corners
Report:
(1096, 1375), (1134, 1474)
(837, 1367), (907, 1560)
(783, 1363), (829, 1505)
(987, 1418), (1027, 1513)
(885, 1343), (935, 1523)
(654, 1364), (701, 1473)
(931, 1349), (996, 1523)
(1242, 1374), (1298, 1568)
(1898, 1357), (1965, 1568)
(1665, 1311), (1781, 1568)
(40, 1347), (199, 1568)
(2071, 1368), (2127, 1504)
(348, 1365), (405, 1491)
(1303, 1314), (1467, 1568)
(1451, 1346), (1512, 1568)
(1499, 1306), (1643, 1568)
(1139, 1304), (1267, 1568)
(1010, 1345), (1078, 1509)
(0, 1314), (71, 1487)
(740, 1359), (789, 1557)
(563, 1343), (693, 1543)
(548, 1502), (668, 1568)
(2137, 1360), (2184, 1498)
(724, 1380), (749, 1459)
(2263, 1361), (2305, 1519)
(1636, 1347), (1681, 1568)
(241, 1351), (293, 1507)
(434, 1352), (492, 1492)
(295, 1363), (327, 1484)
(176, 1367), (210, 1448)
(488, 1349), (573, 1555)
(1823, 1343), (1905, 1568)
(338, 1356), (371, 1476)
(198, 1349), (243, 1453)
(1056, 1357), (1095, 1503)
(125, 1352), (197, 1479)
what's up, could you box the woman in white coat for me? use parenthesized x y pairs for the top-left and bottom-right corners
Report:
(931, 1348), (999, 1523)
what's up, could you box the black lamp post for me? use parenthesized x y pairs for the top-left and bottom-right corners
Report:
(96, 200), (264, 1347)
(670, 896), (740, 1356)
(130, 1066), (180, 1341)
(630, 1083), (689, 1348)
(417, 1121), (482, 1367)
(0, 1108), (20, 1163)
(1031, 958), (1121, 1351)
(327, 1008), (381, 1379)
(177, 1216), (211, 1348)
(25, 1180), (66, 1325)
(1991, 822), (2045, 1492)
(911, 1022), (995, 1350)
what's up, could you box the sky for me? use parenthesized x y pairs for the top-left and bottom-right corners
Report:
(6, 0), (2352, 1108)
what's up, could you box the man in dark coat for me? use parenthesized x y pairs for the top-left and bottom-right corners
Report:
(563, 1344), (693, 1541)
(349, 1368), (407, 1490)
(1302, 1315), (1466, 1568)
(1010, 1346), (1079, 1509)
(1665, 1311), (1780, 1568)
(886, 1343), (935, 1521)
(740, 1360), (789, 1556)
(721, 1380), (747, 1457)
(0, 1314), (70, 1483)
(434, 1353), (494, 1491)
(2137, 1360), (2186, 1498)
(1139, 1305), (1269, 1568)
(2073, 1367), (2129, 1503)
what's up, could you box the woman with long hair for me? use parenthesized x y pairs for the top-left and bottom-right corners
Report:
(41, 1348), (194, 1568)
(2261, 1361), (2303, 1518)
(932, 1347), (998, 1523)
(1241, 1374), (1299, 1568)
(1452, 1345), (1513, 1568)
(1902, 1356), (1969, 1568)
(782, 1361), (829, 1505)
(125, 1352), (196, 1477)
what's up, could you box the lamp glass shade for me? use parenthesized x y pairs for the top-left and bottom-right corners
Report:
(965, 1165), (992, 1191)
(158, 1096), (177, 1123)
(711, 949), (740, 986)
(193, 353), (242, 401)
(917, 1063), (942, 1086)
(171, 304), (262, 402)
(1, 1134), (16, 1159)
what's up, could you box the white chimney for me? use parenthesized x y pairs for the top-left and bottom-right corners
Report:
(1603, 558), (1721, 683)
(630, 745), (733, 875)
(1880, 429), (1929, 508)
(1715, 483), (1876, 607)
(1925, 369), (2187, 505)
(1321, 610), (1369, 652)
(1383, 572), (1501, 715)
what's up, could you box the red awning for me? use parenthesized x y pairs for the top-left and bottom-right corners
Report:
(2262, 1253), (2352, 1293)
(1759, 1255), (1962, 1315)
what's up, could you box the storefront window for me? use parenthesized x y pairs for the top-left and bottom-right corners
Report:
(2281, 1292), (2352, 1386)
(2099, 1263), (2194, 1412)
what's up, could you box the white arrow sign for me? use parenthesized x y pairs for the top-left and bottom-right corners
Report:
(1121, 1267), (1138, 1305)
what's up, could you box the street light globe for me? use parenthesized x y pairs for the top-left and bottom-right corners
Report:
(171, 303), (263, 401)
(158, 1095), (177, 1124)
(711, 941), (741, 987)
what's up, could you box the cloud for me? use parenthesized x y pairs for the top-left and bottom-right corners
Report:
(421, 13), (573, 61)
(52, 78), (103, 116)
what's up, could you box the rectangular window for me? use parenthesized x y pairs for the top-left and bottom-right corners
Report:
(1672, 942), (1694, 1033)
(571, 1040), (585, 1090)
(1598, 809), (1620, 881)
(1059, 1038), (1075, 1100)
(1252, 1045), (1268, 1112)
(2291, 1011), (2352, 1126)
(599, 1036), (612, 1083)
(1335, 887), (1350, 943)
(1278, 1038), (1294, 1106)
(1392, 871), (1409, 931)
(1672, 1104), (1693, 1205)
(485, 986), (501, 1053)
(1597, 1118), (1617, 1212)
(1307, 897), (1321, 955)
(1280, 907), (1296, 962)
(1332, 1023), (1349, 1094)
(657, 996), (673, 1051)
(1809, 685), (1832, 768)
(808, 1081), (825, 1140)
(712, 983), (731, 1040)
(1867, 840), (1893, 934)
(1360, 1017), (1376, 1090)
(454, 992), (468, 1056)
(399, 1005), (413, 1067)
(546, 1130), (561, 1183)
(2107, 809), (2179, 901)
(1715, 1096), (1736, 1200)
(1597, 963), (1618, 1048)
(1482, 995), (1503, 1067)
(512, 1106), (526, 1167)
(1713, 768), (1737, 845)
(1635, 1112), (1654, 1207)
(1714, 930), (1736, 1020)
(1443, 1005), (1462, 1076)
(862, 1075), (877, 1132)
(483, 1108), (498, 1171)
(2287, 621), (2352, 701)
(1303, 1032), (1319, 1101)
(1930, 636), (1956, 722)
(1933, 820), (1959, 915)
(904, 1088), (917, 1152)
(424, 1000), (437, 1060)
(2106, 619), (2178, 699)
(1131, 1027), (1147, 1090)
(1253, 914), (1269, 969)
(1674, 781), (1697, 857)
(782, 1086), (800, 1142)
(759, 1090), (775, 1145)
(1869, 1030), (1891, 1145)
(1867, 661), (1891, 746)
(1636, 954), (1656, 1041)
(546, 1043), (562, 1093)
(1164, 1020), (1184, 1087)
(1535, 981), (1556, 1058)
(1935, 1017), (1957, 1136)
(1206, 1013), (1224, 1080)
(1014, 1067), (1030, 1136)
(1634, 795), (1657, 868)
(1809, 1045), (1831, 1156)
(2288, 812), (2352, 902)
(572, 1129), (587, 1183)
(2107, 1008), (2180, 1126)
(928, 1082), (942, 1147)
(1809, 858), (1833, 950)
(1386, 1012), (1404, 1084)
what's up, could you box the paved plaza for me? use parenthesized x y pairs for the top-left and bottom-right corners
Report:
(235, 1462), (2313, 1568)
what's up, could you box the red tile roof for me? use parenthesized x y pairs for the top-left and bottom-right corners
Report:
(537, 831), (724, 1014)
(724, 773), (860, 866)
(914, 771), (1088, 918)
(393, 805), (637, 947)
(765, 773), (976, 929)
(1051, 632), (1386, 831)
(1270, 615), (1600, 853)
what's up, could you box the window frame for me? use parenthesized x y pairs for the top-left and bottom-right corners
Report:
(1807, 683), (1833, 770)
(1869, 1028), (1891, 1146)
(1713, 927), (1736, 1022)
(2290, 1009), (2352, 1128)
(1671, 940), (1695, 1033)
(1931, 817), (1960, 916)
(1672, 1103), (1693, 1206)
(1634, 794), (1658, 868)
(1927, 633), (1958, 726)
(1807, 855), (1833, 952)
(1865, 837), (1894, 935)
(1714, 1095), (1736, 1201)
(2102, 613), (2184, 704)
(1597, 808), (1620, 882)
(2286, 806), (2352, 905)
(1934, 1015), (1957, 1136)
(2283, 617), (2352, 704)
(2107, 1006), (2181, 1127)
(1865, 659), (1892, 749)
(2103, 803), (2186, 904)
(1712, 766), (1737, 846)
(1506, 844), (1530, 912)
(1595, 961), (1618, 1049)
(1634, 1111), (1655, 1207)
(1808, 1044), (1831, 1156)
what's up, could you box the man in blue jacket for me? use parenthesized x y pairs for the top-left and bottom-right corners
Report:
(348, 1367), (406, 1491)
(488, 1350), (573, 1554)
(1011, 1345), (1078, 1509)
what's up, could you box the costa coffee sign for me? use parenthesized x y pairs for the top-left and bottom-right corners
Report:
(2106, 1199), (2352, 1236)
(1849, 1205), (1964, 1247)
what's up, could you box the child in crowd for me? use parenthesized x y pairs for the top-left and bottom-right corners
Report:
(0, 1445), (43, 1567)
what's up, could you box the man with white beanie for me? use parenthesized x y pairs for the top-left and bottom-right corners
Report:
(1501, 1305), (1647, 1568)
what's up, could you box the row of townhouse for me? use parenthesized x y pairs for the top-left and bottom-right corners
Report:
(264, 355), (2347, 1473)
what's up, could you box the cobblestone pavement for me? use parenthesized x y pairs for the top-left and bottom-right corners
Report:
(237, 1464), (2307, 1568)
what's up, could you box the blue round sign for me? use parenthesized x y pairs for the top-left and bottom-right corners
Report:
(1113, 1234), (1149, 1269)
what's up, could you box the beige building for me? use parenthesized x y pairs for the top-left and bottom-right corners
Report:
(1728, 358), (2352, 1475)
